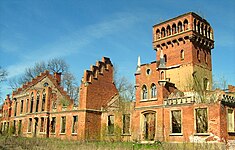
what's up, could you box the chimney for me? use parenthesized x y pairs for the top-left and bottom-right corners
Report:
(54, 72), (62, 85)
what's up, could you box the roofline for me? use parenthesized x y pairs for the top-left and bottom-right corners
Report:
(153, 12), (209, 27)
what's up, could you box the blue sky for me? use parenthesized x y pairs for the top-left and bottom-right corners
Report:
(0, 0), (235, 100)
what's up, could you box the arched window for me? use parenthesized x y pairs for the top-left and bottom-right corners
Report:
(151, 84), (157, 98)
(197, 22), (200, 33)
(205, 25), (208, 38)
(203, 78), (209, 91)
(205, 52), (207, 63)
(166, 25), (171, 36)
(193, 19), (197, 31)
(35, 92), (40, 112)
(156, 29), (160, 39)
(142, 85), (148, 99)
(180, 50), (184, 60)
(172, 23), (177, 34)
(183, 19), (188, 31)
(164, 54), (167, 63)
(208, 27), (211, 39)
(161, 27), (166, 38)
(201, 24), (204, 35)
(41, 90), (46, 111)
(30, 92), (34, 113)
(160, 71), (165, 80)
(178, 21), (183, 32)
(197, 50), (200, 61)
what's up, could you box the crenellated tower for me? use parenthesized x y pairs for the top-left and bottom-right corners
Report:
(152, 12), (214, 91)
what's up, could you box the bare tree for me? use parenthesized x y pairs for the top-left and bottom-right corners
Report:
(7, 58), (79, 103)
(47, 58), (68, 73)
(0, 66), (7, 82)
(113, 65), (135, 101)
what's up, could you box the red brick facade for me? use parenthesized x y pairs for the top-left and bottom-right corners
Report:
(1, 12), (235, 145)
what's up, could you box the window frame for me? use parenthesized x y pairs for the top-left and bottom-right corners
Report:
(122, 114), (131, 135)
(195, 108), (208, 135)
(170, 110), (182, 135)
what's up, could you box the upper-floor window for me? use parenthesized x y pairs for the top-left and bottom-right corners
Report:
(151, 84), (157, 98)
(142, 85), (148, 99)
(180, 50), (184, 60)
(178, 21), (183, 32)
(36, 92), (40, 112)
(42, 90), (46, 111)
(20, 100), (24, 114)
(14, 101), (17, 116)
(227, 109), (234, 132)
(30, 92), (34, 113)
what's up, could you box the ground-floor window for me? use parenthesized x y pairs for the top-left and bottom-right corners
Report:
(107, 115), (114, 134)
(171, 110), (181, 133)
(195, 108), (208, 133)
(142, 112), (156, 141)
(122, 114), (130, 134)
(18, 120), (22, 135)
(72, 116), (78, 134)
(228, 109), (234, 132)
(28, 118), (32, 132)
(40, 117), (45, 132)
(51, 117), (56, 133)
(60, 116), (66, 133)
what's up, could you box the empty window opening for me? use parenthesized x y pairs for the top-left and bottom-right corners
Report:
(143, 112), (155, 141)
(28, 118), (32, 132)
(13, 120), (16, 134)
(228, 109), (234, 132)
(171, 110), (181, 133)
(30, 93), (34, 113)
(20, 100), (23, 114)
(156, 29), (160, 39)
(164, 54), (167, 63)
(14, 101), (17, 116)
(161, 27), (166, 38)
(172, 24), (177, 34)
(142, 85), (148, 99)
(166, 25), (171, 36)
(108, 115), (114, 134)
(184, 19), (189, 31)
(40, 117), (45, 132)
(61, 116), (66, 133)
(51, 117), (56, 133)
(146, 69), (151, 75)
(195, 108), (208, 133)
(18, 120), (22, 135)
(26, 99), (29, 113)
(178, 21), (183, 32)
(151, 84), (157, 98)
(122, 114), (130, 134)
(42, 90), (46, 111)
(72, 116), (78, 134)
(36, 92), (40, 112)
(203, 78), (209, 91)
(197, 50), (200, 61)
(180, 50), (185, 60)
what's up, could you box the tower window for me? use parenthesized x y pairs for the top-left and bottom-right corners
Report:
(197, 50), (200, 61)
(166, 25), (171, 36)
(180, 50), (184, 60)
(164, 54), (167, 63)
(172, 23), (177, 34)
(178, 21), (183, 32)
(142, 85), (148, 99)
(161, 27), (166, 38)
(156, 29), (160, 39)
(146, 69), (151, 75)
(183, 19), (189, 31)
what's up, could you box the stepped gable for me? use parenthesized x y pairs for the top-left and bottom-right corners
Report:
(12, 70), (73, 104)
(83, 57), (113, 84)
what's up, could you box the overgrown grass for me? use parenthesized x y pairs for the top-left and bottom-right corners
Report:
(0, 136), (226, 150)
